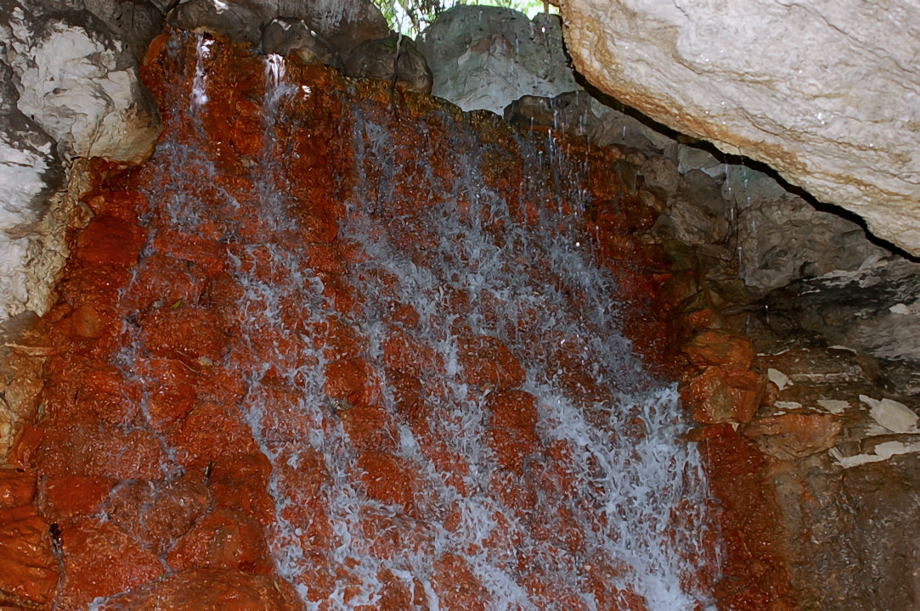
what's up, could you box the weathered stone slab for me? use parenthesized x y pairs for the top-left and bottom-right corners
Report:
(563, 0), (920, 255)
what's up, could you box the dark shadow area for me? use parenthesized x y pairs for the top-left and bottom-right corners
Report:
(571, 71), (918, 263)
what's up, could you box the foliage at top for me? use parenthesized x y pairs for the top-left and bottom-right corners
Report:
(373, 0), (556, 37)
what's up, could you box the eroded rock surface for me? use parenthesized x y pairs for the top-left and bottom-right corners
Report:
(2, 2), (160, 162)
(563, 0), (920, 255)
(0, 1), (161, 324)
(763, 257), (920, 394)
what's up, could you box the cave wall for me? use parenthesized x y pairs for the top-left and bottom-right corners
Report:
(561, 0), (920, 257)
(0, 1), (918, 608)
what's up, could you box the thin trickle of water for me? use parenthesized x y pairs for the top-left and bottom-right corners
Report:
(190, 33), (212, 107)
(101, 39), (717, 609)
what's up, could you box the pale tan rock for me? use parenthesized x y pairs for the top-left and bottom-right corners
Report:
(817, 399), (850, 414)
(563, 0), (920, 255)
(860, 395), (920, 434)
(767, 368), (790, 391)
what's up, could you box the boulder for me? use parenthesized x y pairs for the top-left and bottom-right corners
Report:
(343, 34), (433, 94)
(744, 412), (842, 461)
(0, 65), (62, 318)
(3, 4), (161, 162)
(54, 0), (165, 61)
(562, 0), (920, 255)
(0, 2), (159, 320)
(417, 7), (579, 114)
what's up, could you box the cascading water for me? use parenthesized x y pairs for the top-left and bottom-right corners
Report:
(29, 32), (719, 609)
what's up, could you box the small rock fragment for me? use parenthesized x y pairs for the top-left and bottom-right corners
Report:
(767, 367), (790, 391)
(816, 399), (850, 414)
(860, 395), (919, 433)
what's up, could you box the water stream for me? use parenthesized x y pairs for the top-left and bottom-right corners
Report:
(94, 33), (717, 609)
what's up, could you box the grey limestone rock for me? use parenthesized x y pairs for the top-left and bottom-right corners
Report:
(343, 34), (432, 95)
(417, 7), (578, 115)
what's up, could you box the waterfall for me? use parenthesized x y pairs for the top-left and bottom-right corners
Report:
(75, 33), (718, 609)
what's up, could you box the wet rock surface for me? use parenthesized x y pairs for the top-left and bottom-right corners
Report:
(0, 1), (916, 608)
(762, 257), (920, 395)
(0, 31), (718, 609)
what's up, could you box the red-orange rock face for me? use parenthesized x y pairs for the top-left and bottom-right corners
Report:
(3, 31), (725, 609)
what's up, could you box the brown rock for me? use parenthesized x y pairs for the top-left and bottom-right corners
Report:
(340, 404), (397, 453)
(140, 358), (199, 432)
(208, 452), (275, 527)
(357, 451), (417, 515)
(324, 357), (371, 401)
(167, 507), (272, 574)
(683, 366), (765, 424)
(487, 391), (541, 473)
(106, 473), (210, 555)
(59, 518), (162, 608)
(140, 307), (227, 363)
(0, 502), (58, 606)
(744, 413), (842, 461)
(74, 215), (146, 268)
(42, 475), (112, 524)
(36, 422), (168, 480)
(684, 329), (755, 370)
(69, 303), (106, 338)
(430, 553), (489, 611)
(0, 469), (35, 509)
(170, 401), (258, 468)
(95, 568), (298, 610)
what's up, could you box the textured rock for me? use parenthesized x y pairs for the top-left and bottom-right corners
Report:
(770, 453), (920, 610)
(343, 34), (433, 94)
(261, 18), (340, 68)
(97, 569), (299, 610)
(3, 3), (161, 162)
(744, 412), (842, 460)
(0, 2), (160, 322)
(654, 169), (730, 246)
(683, 366), (765, 424)
(563, 0), (920, 255)
(418, 7), (579, 114)
(56, 0), (165, 61)
(723, 165), (889, 291)
(684, 329), (755, 370)
(0, 471), (58, 607)
(762, 257), (920, 394)
(169, 0), (388, 47)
